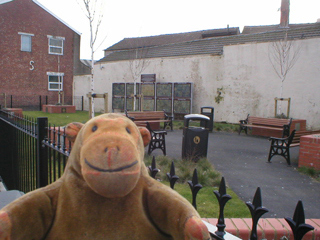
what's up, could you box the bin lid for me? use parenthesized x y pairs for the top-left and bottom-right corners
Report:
(201, 106), (214, 109)
(184, 114), (210, 121)
(184, 114), (210, 127)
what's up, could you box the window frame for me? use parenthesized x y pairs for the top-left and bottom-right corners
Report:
(47, 35), (65, 55)
(18, 32), (34, 52)
(47, 72), (64, 91)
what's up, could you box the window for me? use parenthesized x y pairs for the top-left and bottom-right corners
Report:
(18, 32), (34, 52)
(47, 72), (64, 91)
(48, 35), (64, 55)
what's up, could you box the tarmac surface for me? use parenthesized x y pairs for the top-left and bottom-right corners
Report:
(150, 129), (320, 219)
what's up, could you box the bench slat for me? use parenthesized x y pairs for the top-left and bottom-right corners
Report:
(242, 125), (286, 131)
(248, 117), (291, 127)
(125, 111), (173, 131)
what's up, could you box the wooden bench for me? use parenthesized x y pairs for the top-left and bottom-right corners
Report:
(268, 129), (320, 165)
(125, 110), (173, 131)
(239, 115), (292, 137)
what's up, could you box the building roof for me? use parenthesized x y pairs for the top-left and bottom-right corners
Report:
(105, 27), (240, 52)
(80, 59), (95, 68)
(33, 0), (81, 35)
(0, 0), (81, 35)
(98, 23), (320, 63)
(0, 0), (13, 4)
(242, 23), (320, 34)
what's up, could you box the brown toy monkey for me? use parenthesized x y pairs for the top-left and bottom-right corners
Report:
(0, 113), (210, 240)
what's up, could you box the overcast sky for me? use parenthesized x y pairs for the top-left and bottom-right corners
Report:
(36, 0), (320, 60)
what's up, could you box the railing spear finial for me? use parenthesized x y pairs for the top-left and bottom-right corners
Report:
(285, 200), (314, 240)
(148, 156), (160, 179)
(187, 168), (202, 209)
(246, 187), (269, 240)
(166, 161), (179, 189)
(213, 177), (232, 238)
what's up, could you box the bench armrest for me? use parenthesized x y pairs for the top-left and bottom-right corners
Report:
(239, 119), (247, 124)
(269, 130), (296, 143)
(268, 136), (288, 141)
(153, 130), (167, 135)
(239, 114), (249, 124)
(124, 110), (135, 121)
(163, 110), (173, 120)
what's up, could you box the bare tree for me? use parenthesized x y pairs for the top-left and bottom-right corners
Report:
(79, 0), (105, 118)
(128, 47), (150, 111)
(268, 32), (301, 115)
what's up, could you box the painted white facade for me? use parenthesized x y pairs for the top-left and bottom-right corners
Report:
(74, 37), (320, 129)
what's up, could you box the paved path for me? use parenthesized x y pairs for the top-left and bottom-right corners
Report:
(151, 130), (320, 218)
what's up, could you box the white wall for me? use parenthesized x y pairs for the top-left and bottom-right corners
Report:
(74, 37), (320, 129)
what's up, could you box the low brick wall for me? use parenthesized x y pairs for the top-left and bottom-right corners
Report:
(299, 134), (320, 170)
(42, 105), (76, 113)
(3, 108), (23, 117)
(203, 218), (320, 240)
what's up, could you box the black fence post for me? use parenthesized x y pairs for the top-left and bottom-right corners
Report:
(82, 96), (84, 111)
(37, 117), (48, 188)
(10, 95), (13, 108)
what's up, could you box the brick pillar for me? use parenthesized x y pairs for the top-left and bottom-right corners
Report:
(298, 134), (320, 170)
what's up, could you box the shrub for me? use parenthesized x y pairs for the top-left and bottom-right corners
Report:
(144, 155), (221, 187)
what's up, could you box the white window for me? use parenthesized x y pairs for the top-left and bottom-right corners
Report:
(47, 72), (64, 91)
(47, 35), (64, 55)
(18, 32), (34, 52)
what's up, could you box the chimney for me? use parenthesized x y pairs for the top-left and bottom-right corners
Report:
(280, 0), (290, 28)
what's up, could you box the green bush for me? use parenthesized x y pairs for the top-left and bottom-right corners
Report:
(172, 120), (239, 132)
(144, 155), (221, 187)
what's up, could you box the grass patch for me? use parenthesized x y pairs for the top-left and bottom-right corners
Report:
(24, 111), (98, 126)
(163, 183), (250, 218)
(173, 120), (239, 132)
(144, 155), (250, 218)
(298, 166), (320, 181)
(214, 122), (239, 132)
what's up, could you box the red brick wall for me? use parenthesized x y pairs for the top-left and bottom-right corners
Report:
(0, 0), (77, 107)
(299, 135), (320, 170)
(203, 218), (320, 240)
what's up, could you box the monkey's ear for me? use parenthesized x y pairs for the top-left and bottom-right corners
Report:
(138, 127), (151, 147)
(65, 122), (83, 143)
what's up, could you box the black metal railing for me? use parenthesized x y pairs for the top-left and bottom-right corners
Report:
(148, 156), (314, 240)
(0, 108), (71, 192)
(0, 94), (74, 111)
(0, 109), (315, 240)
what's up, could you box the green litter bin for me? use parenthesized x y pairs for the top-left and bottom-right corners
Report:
(182, 114), (210, 161)
(200, 106), (214, 132)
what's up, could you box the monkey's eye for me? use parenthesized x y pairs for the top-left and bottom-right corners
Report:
(92, 125), (98, 132)
(126, 127), (131, 134)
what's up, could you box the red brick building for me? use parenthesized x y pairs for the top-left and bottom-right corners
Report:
(0, 0), (89, 109)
